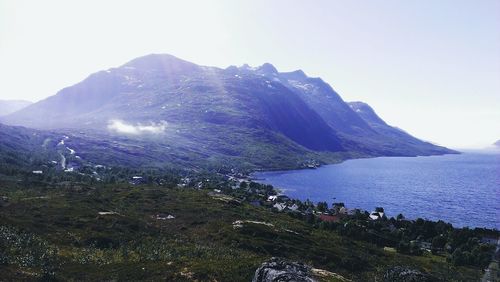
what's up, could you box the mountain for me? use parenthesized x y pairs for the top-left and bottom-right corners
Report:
(347, 101), (453, 156)
(250, 64), (455, 156)
(0, 123), (61, 173)
(0, 99), (32, 116)
(0, 54), (456, 170)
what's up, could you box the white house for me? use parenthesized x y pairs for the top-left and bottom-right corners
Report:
(338, 207), (348, 215)
(369, 211), (384, 220)
(268, 195), (278, 202)
(288, 204), (299, 211)
(273, 203), (286, 211)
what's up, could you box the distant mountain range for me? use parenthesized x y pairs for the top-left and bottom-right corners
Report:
(0, 54), (456, 170)
(0, 99), (32, 117)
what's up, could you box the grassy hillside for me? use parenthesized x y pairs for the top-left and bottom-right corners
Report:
(0, 124), (62, 174)
(0, 177), (486, 281)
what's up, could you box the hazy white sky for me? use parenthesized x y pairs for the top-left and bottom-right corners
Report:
(0, 0), (499, 148)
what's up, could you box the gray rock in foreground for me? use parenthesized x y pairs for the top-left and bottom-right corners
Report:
(383, 266), (438, 282)
(252, 257), (315, 282)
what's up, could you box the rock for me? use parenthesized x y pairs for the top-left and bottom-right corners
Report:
(0, 196), (9, 207)
(252, 257), (350, 282)
(252, 257), (315, 282)
(383, 266), (438, 282)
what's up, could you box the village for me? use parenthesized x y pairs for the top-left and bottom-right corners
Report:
(147, 170), (499, 268)
(23, 162), (499, 273)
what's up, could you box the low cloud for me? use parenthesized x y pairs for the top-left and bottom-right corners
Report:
(108, 119), (167, 135)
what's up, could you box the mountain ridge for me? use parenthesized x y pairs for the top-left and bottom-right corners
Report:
(0, 54), (457, 170)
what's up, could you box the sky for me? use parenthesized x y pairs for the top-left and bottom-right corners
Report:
(0, 0), (499, 149)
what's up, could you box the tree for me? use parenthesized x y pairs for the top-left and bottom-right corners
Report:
(249, 181), (259, 189)
(450, 248), (465, 265)
(316, 201), (328, 212)
(397, 240), (410, 254)
(432, 235), (447, 251)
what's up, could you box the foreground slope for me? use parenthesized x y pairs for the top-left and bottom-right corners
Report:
(0, 180), (486, 281)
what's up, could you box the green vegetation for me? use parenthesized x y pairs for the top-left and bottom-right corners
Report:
(0, 123), (495, 281)
(0, 170), (494, 281)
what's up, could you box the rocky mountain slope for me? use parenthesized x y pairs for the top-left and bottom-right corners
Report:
(1, 54), (456, 170)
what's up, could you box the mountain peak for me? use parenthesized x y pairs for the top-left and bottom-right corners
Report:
(0, 53), (456, 158)
(257, 63), (278, 75)
(236, 63), (278, 76)
(122, 53), (199, 72)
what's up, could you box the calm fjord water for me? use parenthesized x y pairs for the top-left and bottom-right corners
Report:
(255, 153), (499, 229)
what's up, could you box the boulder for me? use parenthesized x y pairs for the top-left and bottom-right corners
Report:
(252, 257), (350, 282)
(252, 257), (315, 282)
(383, 266), (438, 282)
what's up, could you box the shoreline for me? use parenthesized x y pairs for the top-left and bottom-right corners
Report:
(249, 151), (462, 178)
(249, 152), (498, 230)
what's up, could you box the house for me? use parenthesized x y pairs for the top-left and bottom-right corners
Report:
(481, 236), (499, 245)
(338, 206), (348, 215)
(288, 204), (299, 211)
(332, 203), (345, 214)
(304, 207), (314, 215)
(319, 214), (341, 223)
(411, 239), (432, 251)
(130, 176), (146, 185)
(418, 241), (432, 251)
(369, 211), (385, 220)
(273, 203), (286, 211)
(267, 194), (290, 203)
(268, 195), (278, 202)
